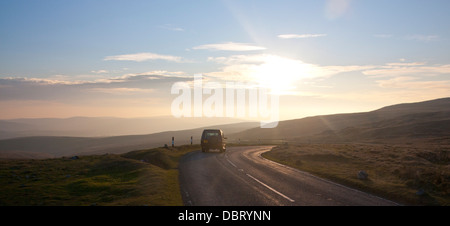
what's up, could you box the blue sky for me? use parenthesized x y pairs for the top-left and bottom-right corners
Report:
(1, 0), (449, 120)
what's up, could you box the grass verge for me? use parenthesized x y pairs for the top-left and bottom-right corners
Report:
(0, 145), (199, 206)
(262, 143), (449, 206)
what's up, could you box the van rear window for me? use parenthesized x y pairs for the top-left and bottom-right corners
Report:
(205, 132), (219, 137)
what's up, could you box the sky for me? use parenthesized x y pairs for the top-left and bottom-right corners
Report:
(1, 0), (450, 121)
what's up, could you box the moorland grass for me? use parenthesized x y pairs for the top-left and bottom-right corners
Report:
(0, 145), (199, 206)
(262, 143), (450, 206)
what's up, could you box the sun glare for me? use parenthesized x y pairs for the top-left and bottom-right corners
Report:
(250, 55), (318, 95)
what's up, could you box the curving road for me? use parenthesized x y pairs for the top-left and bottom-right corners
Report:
(179, 146), (399, 206)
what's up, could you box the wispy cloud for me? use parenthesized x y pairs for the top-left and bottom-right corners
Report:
(362, 62), (450, 77)
(91, 70), (109, 74)
(406, 34), (440, 42)
(376, 76), (450, 91)
(88, 87), (155, 95)
(0, 76), (88, 85)
(374, 34), (441, 42)
(277, 34), (327, 39)
(120, 70), (190, 79)
(207, 54), (374, 82)
(159, 24), (185, 32)
(192, 42), (266, 51)
(104, 52), (184, 62)
(0, 75), (167, 118)
(385, 62), (426, 66)
(0, 72), (191, 102)
(205, 53), (450, 99)
(205, 54), (370, 95)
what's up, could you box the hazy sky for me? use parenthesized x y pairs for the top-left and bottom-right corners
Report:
(1, 0), (449, 120)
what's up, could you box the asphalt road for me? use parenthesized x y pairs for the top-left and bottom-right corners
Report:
(179, 146), (399, 206)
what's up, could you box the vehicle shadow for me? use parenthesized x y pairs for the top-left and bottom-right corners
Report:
(178, 150), (221, 164)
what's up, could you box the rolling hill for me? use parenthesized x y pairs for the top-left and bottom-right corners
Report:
(1, 97), (449, 159)
(0, 116), (253, 140)
(230, 97), (450, 144)
(0, 121), (258, 159)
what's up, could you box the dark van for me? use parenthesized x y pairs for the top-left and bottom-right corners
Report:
(201, 129), (226, 153)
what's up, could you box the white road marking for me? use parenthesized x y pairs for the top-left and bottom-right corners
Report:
(256, 149), (400, 206)
(226, 157), (238, 168)
(226, 154), (244, 171)
(246, 173), (295, 203)
(184, 191), (193, 206)
(226, 151), (294, 203)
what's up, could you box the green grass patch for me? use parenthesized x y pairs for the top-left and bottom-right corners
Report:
(262, 143), (450, 206)
(0, 145), (199, 206)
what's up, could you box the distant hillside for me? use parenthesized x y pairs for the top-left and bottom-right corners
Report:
(0, 116), (253, 140)
(374, 97), (450, 115)
(0, 122), (258, 159)
(2, 97), (449, 159)
(230, 97), (450, 144)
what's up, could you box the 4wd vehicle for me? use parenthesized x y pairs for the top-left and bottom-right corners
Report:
(201, 129), (226, 153)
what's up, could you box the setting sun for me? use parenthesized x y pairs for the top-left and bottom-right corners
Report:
(248, 55), (320, 94)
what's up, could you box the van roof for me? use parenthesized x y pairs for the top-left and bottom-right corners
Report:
(203, 129), (222, 132)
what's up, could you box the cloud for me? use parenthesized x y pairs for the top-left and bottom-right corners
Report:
(359, 61), (450, 98)
(374, 34), (440, 42)
(376, 76), (450, 90)
(204, 53), (450, 99)
(88, 87), (155, 95)
(208, 56), (450, 82)
(207, 54), (374, 82)
(205, 54), (371, 95)
(405, 34), (440, 42)
(0, 76), (87, 85)
(385, 62), (426, 66)
(104, 52), (184, 62)
(119, 70), (191, 80)
(362, 62), (450, 77)
(278, 34), (327, 39)
(159, 24), (185, 32)
(91, 70), (109, 74)
(192, 42), (266, 51)
(0, 71), (191, 102)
